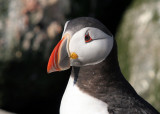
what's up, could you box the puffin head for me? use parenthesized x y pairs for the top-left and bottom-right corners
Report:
(47, 17), (114, 73)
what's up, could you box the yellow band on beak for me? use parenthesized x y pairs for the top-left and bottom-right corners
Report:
(70, 52), (78, 59)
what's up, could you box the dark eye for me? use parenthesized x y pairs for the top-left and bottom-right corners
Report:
(85, 33), (92, 43)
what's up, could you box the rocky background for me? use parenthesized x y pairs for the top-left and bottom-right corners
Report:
(0, 0), (159, 113)
(116, 0), (160, 111)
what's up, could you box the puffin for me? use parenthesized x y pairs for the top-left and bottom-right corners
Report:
(47, 17), (159, 114)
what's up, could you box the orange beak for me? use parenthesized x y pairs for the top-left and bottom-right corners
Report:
(47, 34), (70, 73)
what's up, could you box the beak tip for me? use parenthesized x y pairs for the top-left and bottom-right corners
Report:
(47, 69), (54, 74)
(47, 68), (51, 74)
(47, 62), (55, 73)
(47, 64), (61, 73)
(47, 65), (55, 73)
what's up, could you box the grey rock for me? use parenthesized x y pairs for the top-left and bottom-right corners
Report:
(116, 0), (160, 111)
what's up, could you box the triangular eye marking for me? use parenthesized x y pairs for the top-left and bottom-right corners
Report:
(85, 32), (93, 43)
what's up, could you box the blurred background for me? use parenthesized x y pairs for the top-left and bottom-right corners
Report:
(0, 0), (160, 113)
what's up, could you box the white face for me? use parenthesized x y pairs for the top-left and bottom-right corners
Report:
(68, 27), (113, 66)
